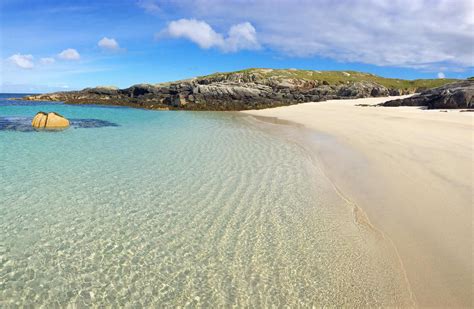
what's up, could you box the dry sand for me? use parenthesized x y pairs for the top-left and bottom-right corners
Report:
(243, 96), (473, 308)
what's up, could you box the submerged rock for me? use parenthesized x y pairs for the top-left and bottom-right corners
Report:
(0, 116), (118, 132)
(31, 112), (70, 129)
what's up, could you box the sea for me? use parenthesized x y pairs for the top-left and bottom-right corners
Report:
(0, 93), (413, 307)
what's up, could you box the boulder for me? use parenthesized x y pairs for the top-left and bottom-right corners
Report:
(32, 112), (70, 129)
(383, 80), (474, 109)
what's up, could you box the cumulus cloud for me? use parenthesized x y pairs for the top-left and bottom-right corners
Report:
(98, 37), (120, 51)
(162, 19), (260, 52)
(166, 19), (223, 49)
(160, 0), (474, 71)
(137, 0), (160, 14)
(58, 48), (80, 60)
(437, 72), (446, 79)
(40, 57), (55, 65)
(8, 54), (34, 69)
(226, 22), (260, 52)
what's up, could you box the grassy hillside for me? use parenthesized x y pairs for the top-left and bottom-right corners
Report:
(202, 68), (459, 90)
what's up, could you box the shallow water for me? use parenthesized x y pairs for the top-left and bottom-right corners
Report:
(0, 95), (413, 307)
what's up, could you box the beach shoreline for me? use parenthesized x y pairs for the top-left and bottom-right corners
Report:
(1, 96), (419, 306)
(242, 96), (473, 307)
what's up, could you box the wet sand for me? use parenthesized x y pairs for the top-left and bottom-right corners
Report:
(243, 96), (473, 308)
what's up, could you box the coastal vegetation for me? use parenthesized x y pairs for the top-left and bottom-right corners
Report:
(203, 68), (458, 91)
(21, 68), (463, 110)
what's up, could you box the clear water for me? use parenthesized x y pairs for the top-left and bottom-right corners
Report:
(0, 94), (413, 307)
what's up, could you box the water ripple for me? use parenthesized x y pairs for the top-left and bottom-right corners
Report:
(0, 104), (413, 307)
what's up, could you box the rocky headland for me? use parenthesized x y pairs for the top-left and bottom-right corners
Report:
(382, 79), (473, 109)
(21, 69), (461, 110)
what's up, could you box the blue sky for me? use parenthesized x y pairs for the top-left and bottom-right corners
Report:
(1, 0), (473, 93)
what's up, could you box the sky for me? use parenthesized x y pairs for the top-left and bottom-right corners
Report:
(1, 0), (473, 93)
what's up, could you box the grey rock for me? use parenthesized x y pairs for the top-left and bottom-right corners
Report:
(383, 80), (473, 109)
(20, 70), (462, 111)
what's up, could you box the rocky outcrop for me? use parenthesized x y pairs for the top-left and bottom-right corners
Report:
(21, 69), (458, 111)
(1, 116), (116, 132)
(382, 80), (474, 109)
(32, 112), (70, 129)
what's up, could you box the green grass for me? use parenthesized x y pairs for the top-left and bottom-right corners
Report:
(200, 68), (459, 90)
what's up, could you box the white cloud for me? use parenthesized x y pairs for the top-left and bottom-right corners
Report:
(8, 54), (34, 69)
(162, 19), (259, 52)
(226, 22), (260, 52)
(137, 0), (160, 14)
(166, 19), (224, 49)
(160, 0), (474, 71)
(98, 37), (120, 51)
(40, 57), (55, 65)
(437, 72), (446, 79)
(58, 48), (80, 60)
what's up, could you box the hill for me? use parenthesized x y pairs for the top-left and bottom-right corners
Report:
(22, 68), (460, 110)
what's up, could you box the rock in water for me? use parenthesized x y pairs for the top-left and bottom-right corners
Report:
(31, 112), (70, 129)
(31, 112), (47, 128)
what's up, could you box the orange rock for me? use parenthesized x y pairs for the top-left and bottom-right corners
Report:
(31, 112), (69, 129)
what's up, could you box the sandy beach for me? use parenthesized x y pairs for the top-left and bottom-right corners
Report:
(243, 96), (473, 308)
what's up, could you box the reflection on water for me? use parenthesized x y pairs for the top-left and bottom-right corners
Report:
(0, 97), (414, 307)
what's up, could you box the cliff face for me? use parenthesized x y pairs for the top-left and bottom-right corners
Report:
(22, 69), (459, 110)
(382, 80), (474, 109)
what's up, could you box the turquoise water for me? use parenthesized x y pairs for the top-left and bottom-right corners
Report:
(0, 95), (413, 307)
